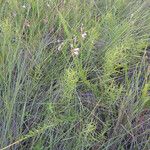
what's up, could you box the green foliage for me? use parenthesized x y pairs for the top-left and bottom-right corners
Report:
(0, 0), (150, 150)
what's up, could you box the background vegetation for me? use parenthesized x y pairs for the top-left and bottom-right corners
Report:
(0, 0), (150, 149)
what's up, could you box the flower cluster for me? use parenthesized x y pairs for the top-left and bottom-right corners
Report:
(70, 24), (87, 56)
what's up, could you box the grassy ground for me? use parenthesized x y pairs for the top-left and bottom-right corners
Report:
(0, 0), (150, 150)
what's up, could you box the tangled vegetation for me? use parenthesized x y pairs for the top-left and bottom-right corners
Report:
(0, 0), (150, 149)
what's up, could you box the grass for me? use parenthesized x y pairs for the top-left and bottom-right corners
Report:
(0, 0), (150, 149)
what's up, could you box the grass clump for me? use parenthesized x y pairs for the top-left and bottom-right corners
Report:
(0, 0), (150, 150)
